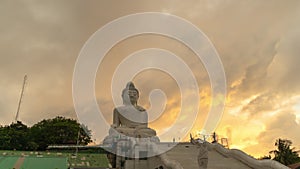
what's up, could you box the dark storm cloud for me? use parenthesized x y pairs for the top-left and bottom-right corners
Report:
(241, 93), (279, 117)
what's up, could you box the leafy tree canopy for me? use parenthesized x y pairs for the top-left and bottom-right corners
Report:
(269, 138), (300, 165)
(0, 116), (92, 151)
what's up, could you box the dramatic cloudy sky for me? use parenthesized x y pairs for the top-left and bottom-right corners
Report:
(1, 0), (300, 157)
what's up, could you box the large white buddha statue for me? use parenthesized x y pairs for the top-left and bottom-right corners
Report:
(103, 82), (158, 144)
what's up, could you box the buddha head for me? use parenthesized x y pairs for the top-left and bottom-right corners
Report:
(122, 82), (139, 106)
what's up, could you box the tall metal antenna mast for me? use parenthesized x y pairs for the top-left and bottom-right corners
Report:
(15, 75), (27, 122)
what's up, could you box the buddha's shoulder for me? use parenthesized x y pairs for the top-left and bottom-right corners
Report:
(114, 105), (146, 112)
(135, 105), (146, 112)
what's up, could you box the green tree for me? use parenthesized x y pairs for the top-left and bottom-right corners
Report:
(9, 121), (30, 150)
(269, 139), (300, 165)
(0, 121), (32, 150)
(0, 117), (92, 151)
(30, 116), (92, 150)
(0, 125), (11, 149)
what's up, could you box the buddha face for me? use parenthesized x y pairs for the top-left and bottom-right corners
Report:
(123, 89), (139, 105)
(128, 89), (139, 104)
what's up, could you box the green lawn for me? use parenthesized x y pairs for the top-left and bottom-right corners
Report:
(0, 150), (109, 168)
(0, 156), (19, 169)
(21, 157), (67, 169)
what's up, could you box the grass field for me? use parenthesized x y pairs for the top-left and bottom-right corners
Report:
(0, 156), (19, 169)
(0, 150), (109, 169)
(22, 157), (67, 169)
